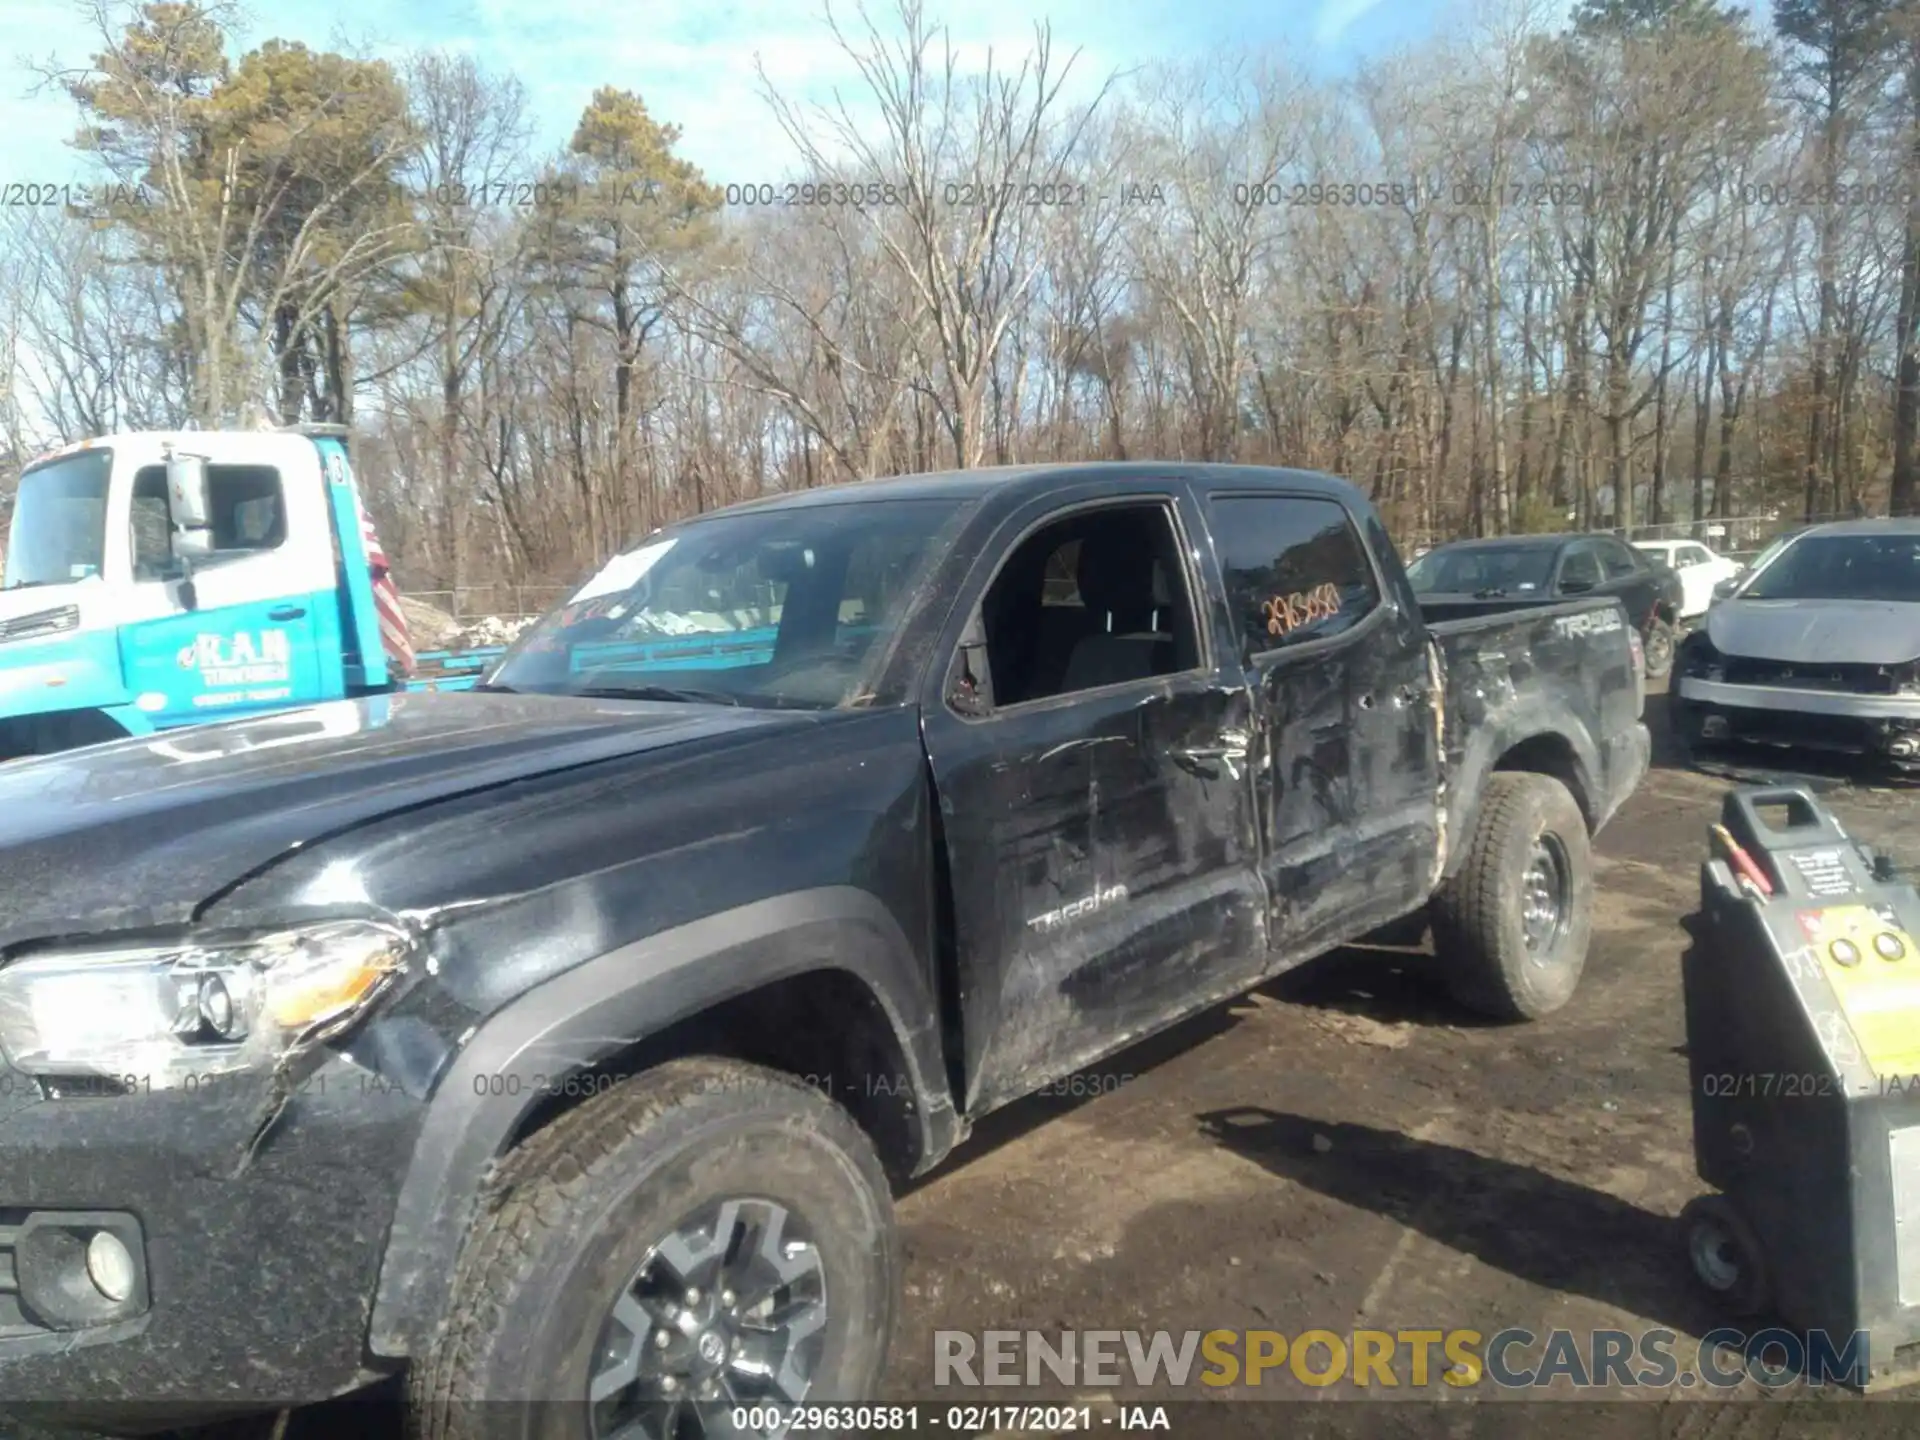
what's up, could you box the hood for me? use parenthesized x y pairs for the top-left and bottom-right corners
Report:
(0, 690), (798, 947)
(1705, 599), (1920, 667)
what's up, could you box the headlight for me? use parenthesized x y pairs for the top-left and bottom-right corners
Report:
(1681, 634), (1724, 682)
(0, 919), (412, 1084)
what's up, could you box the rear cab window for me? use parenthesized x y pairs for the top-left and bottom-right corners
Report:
(1208, 495), (1380, 655)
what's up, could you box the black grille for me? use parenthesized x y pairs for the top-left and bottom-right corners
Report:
(0, 605), (79, 643)
(1721, 657), (1899, 695)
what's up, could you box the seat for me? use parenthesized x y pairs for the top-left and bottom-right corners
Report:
(1058, 518), (1175, 692)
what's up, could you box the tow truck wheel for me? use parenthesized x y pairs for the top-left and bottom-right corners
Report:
(1642, 618), (1676, 680)
(408, 1056), (898, 1439)
(1431, 771), (1593, 1021)
(1681, 1194), (1770, 1317)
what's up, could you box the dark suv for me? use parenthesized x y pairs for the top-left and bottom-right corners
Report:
(1408, 532), (1685, 677)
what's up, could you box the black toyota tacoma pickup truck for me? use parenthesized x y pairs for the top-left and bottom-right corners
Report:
(0, 463), (1648, 1435)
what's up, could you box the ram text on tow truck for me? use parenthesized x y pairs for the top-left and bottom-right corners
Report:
(0, 461), (1649, 1437)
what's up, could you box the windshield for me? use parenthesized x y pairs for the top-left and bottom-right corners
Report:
(1736, 533), (1920, 604)
(4, 450), (112, 589)
(1406, 544), (1556, 595)
(487, 496), (967, 709)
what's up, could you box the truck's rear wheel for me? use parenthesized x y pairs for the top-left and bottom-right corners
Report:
(1431, 771), (1593, 1020)
(408, 1057), (897, 1439)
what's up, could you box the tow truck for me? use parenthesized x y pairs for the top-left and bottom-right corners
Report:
(0, 426), (497, 758)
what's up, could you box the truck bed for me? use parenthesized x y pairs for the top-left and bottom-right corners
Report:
(1423, 595), (1649, 855)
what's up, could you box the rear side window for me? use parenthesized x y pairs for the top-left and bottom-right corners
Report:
(1210, 495), (1379, 652)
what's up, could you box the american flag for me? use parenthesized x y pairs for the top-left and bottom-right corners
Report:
(360, 504), (415, 678)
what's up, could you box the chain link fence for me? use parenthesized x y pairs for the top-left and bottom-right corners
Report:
(1616, 513), (1857, 564)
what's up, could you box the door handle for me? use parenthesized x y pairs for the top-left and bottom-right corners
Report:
(268, 605), (306, 621)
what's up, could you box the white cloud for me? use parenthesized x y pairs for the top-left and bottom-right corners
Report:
(1314, 0), (1391, 48)
(1, 0), (1143, 190)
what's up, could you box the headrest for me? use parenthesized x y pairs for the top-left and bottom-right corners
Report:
(1075, 517), (1159, 619)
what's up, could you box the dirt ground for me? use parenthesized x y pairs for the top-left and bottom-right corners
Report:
(878, 688), (1920, 1433)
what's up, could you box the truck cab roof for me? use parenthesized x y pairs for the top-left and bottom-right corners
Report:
(706, 461), (1367, 516)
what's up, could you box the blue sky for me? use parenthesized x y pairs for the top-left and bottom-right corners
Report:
(3, 0), (1468, 191)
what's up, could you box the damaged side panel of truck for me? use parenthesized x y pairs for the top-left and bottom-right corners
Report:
(924, 674), (1268, 1115)
(1427, 598), (1641, 869)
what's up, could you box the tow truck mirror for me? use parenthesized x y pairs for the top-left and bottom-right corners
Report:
(1712, 577), (1740, 602)
(165, 448), (214, 560)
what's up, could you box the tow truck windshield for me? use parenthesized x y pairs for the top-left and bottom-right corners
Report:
(4, 449), (111, 590)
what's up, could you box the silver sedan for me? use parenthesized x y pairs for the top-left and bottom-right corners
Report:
(1669, 518), (1920, 772)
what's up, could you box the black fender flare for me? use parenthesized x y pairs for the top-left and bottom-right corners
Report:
(366, 884), (957, 1357)
(1441, 702), (1601, 883)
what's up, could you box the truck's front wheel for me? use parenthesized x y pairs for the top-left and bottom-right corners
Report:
(409, 1057), (898, 1439)
(1430, 772), (1593, 1021)
(1641, 617), (1677, 680)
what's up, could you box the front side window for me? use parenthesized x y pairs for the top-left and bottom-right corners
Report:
(130, 469), (174, 580)
(132, 464), (286, 555)
(1210, 495), (1378, 652)
(968, 501), (1201, 708)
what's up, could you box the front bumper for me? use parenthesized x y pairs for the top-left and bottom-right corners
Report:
(0, 1049), (427, 1429)
(1674, 678), (1920, 761)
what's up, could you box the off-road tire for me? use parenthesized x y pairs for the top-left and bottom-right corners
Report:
(1642, 617), (1676, 680)
(1431, 771), (1593, 1021)
(407, 1056), (897, 1440)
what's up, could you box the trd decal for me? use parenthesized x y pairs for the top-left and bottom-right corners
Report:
(1553, 609), (1624, 637)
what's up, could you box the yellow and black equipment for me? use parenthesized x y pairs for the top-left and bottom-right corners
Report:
(1689, 791), (1920, 1390)
(1684, 785), (1920, 1386)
